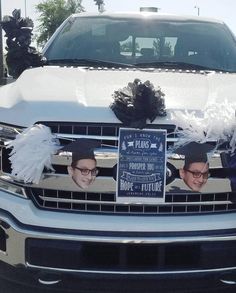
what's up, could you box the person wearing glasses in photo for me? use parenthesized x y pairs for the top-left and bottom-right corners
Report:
(176, 142), (214, 192)
(62, 138), (100, 190)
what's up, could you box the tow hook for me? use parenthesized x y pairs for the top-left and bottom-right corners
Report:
(38, 273), (62, 285)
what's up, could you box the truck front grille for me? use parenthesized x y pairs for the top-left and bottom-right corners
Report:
(27, 187), (236, 215)
(2, 122), (233, 216)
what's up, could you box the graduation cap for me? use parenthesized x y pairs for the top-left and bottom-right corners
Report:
(175, 142), (214, 167)
(61, 138), (100, 163)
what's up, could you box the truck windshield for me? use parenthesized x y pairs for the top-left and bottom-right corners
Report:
(44, 15), (236, 72)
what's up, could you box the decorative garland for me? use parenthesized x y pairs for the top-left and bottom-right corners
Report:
(110, 79), (166, 129)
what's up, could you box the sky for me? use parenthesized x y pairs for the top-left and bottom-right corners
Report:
(2, 0), (236, 35)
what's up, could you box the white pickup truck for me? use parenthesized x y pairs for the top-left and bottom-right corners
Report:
(0, 10), (236, 292)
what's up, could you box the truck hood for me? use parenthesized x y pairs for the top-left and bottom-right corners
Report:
(0, 66), (236, 126)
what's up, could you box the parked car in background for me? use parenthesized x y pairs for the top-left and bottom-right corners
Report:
(0, 10), (236, 292)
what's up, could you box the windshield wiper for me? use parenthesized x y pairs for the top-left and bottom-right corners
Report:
(134, 61), (228, 72)
(45, 58), (134, 68)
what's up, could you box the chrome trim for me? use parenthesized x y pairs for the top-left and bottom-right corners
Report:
(36, 176), (116, 192)
(55, 133), (179, 143)
(2, 212), (236, 273)
(26, 263), (236, 275)
(53, 149), (223, 167)
(2, 213), (236, 244)
(38, 196), (233, 206)
(32, 176), (231, 193)
(56, 133), (119, 141)
(54, 148), (118, 168)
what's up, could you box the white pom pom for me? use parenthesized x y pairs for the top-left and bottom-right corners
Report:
(171, 110), (207, 147)
(171, 100), (236, 151)
(6, 124), (61, 184)
(204, 100), (236, 143)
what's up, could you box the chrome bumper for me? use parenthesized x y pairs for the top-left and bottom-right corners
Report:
(1, 208), (236, 275)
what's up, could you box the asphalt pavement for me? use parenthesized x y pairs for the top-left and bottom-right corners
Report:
(0, 279), (54, 293)
(1, 278), (236, 293)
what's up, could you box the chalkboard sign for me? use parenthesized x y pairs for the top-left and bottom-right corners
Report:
(116, 128), (167, 203)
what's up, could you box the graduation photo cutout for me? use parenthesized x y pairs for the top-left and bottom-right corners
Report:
(176, 142), (214, 192)
(61, 139), (100, 190)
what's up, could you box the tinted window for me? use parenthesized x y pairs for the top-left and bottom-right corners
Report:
(44, 16), (236, 72)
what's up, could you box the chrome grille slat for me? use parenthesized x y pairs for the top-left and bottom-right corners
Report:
(55, 133), (178, 143)
(38, 196), (234, 206)
(28, 188), (236, 215)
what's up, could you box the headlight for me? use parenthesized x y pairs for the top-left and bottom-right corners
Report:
(0, 123), (24, 141)
(0, 176), (27, 199)
(0, 124), (27, 198)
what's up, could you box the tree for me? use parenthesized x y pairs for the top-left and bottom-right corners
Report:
(94, 0), (105, 12)
(153, 39), (173, 58)
(120, 41), (139, 53)
(36, 0), (84, 47)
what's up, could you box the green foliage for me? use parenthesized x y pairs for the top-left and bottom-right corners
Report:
(153, 39), (173, 57)
(36, 0), (84, 47)
(93, 0), (105, 12)
(120, 41), (139, 53)
(153, 39), (160, 56)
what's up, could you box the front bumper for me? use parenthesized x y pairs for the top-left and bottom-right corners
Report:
(1, 187), (236, 277)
